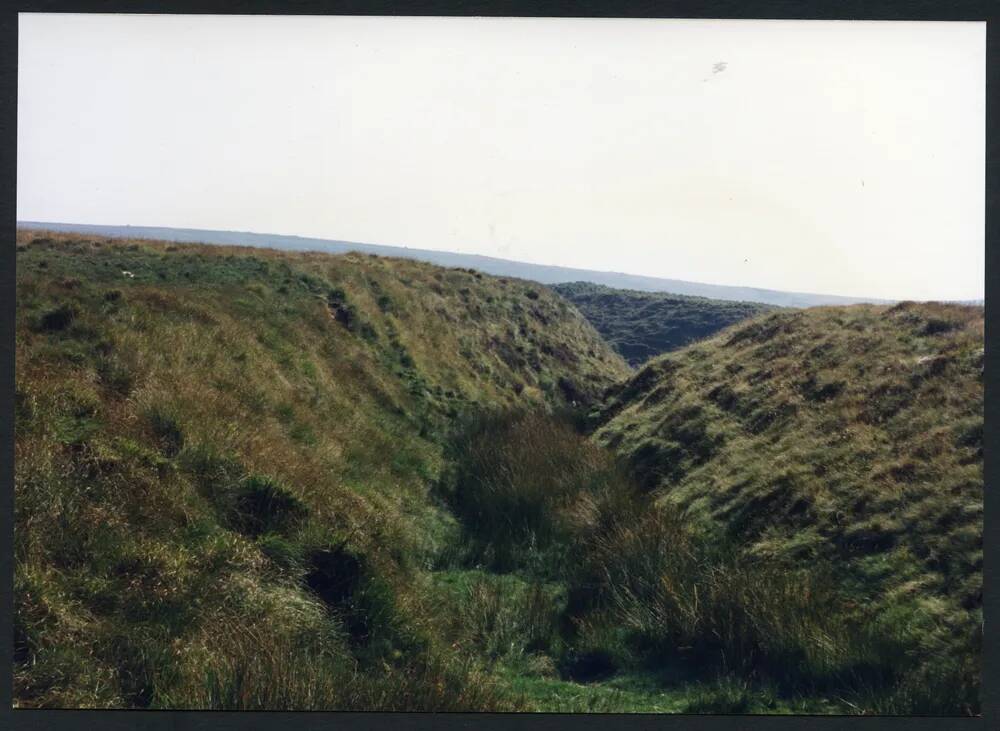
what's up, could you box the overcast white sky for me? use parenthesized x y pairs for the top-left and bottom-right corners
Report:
(18, 15), (985, 300)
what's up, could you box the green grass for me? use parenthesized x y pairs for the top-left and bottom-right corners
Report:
(13, 230), (624, 710)
(428, 404), (980, 714)
(595, 303), (983, 714)
(13, 230), (982, 714)
(502, 671), (844, 714)
(499, 670), (690, 713)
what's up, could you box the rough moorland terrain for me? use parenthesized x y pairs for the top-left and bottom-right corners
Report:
(595, 304), (983, 713)
(13, 231), (983, 714)
(13, 230), (625, 709)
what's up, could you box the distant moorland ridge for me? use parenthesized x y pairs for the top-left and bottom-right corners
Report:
(17, 221), (896, 308)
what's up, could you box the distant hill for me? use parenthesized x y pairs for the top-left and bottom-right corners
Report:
(552, 281), (775, 367)
(17, 221), (892, 308)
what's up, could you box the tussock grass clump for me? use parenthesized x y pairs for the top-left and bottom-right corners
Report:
(194, 641), (515, 711)
(440, 409), (634, 573)
(579, 509), (873, 684)
(455, 575), (563, 663)
(230, 476), (310, 538)
(95, 351), (136, 397)
(147, 407), (184, 457)
(257, 534), (303, 572)
(38, 303), (78, 332)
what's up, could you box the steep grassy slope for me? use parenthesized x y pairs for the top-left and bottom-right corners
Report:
(553, 282), (774, 367)
(594, 303), (983, 712)
(13, 230), (627, 709)
(13, 229), (982, 714)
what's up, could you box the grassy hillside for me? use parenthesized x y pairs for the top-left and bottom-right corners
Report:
(13, 230), (627, 709)
(594, 303), (983, 712)
(552, 282), (774, 367)
(13, 230), (982, 714)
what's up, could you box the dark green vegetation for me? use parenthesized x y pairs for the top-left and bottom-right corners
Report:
(553, 282), (774, 366)
(14, 231), (982, 714)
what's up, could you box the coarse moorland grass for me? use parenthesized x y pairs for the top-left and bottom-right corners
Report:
(13, 230), (624, 710)
(434, 406), (981, 714)
(595, 302), (983, 714)
(14, 230), (982, 714)
(436, 409), (637, 573)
